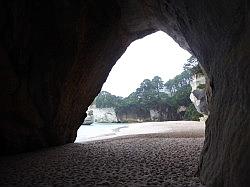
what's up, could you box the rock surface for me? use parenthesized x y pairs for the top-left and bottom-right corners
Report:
(1, 0), (250, 186)
(116, 106), (179, 123)
(86, 105), (118, 123)
(190, 74), (209, 117)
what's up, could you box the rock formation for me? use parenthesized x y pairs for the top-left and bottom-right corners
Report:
(116, 106), (179, 123)
(1, 0), (249, 186)
(86, 105), (118, 123)
(190, 74), (209, 121)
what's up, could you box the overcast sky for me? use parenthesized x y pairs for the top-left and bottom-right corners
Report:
(101, 31), (191, 97)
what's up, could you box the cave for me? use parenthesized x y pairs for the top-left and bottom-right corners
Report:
(0, 0), (249, 186)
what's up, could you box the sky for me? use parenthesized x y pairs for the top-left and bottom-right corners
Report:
(101, 31), (191, 97)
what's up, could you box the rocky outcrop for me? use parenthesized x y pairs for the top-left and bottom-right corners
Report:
(116, 106), (179, 123)
(1, 1), (250, 186)
(117, 109), (151, 123)
(190, 74), (209, 121)
(86, 105), (118, 123)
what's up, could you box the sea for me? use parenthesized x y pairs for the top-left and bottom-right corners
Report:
(75, 123), (129, 143)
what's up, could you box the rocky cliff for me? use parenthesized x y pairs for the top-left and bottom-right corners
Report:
(190, 74), (208, 121)
(86, 105), (118, 123)
(116, 105), (180, 123)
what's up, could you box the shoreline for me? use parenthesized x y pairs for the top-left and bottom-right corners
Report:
(75, 120), (205, 143)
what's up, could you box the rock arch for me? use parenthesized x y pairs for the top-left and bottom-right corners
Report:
(0, 0), (249, 186)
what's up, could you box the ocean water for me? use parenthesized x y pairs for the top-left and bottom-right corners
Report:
(75, 121), (204, 143)
(75, 123), (129, 142)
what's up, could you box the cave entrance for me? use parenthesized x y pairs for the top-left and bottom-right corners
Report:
(74, 31), (206, 186)
(75, 31), (206, 143)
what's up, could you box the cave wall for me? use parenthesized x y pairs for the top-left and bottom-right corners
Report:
(1, 0), (250, 186)
(0, 0), (164, 155)
(169, 1), (250, 186)
(0, 0), (130, 154)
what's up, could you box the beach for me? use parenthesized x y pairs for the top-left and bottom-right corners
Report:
(75, 121), (205, 142)
(0, 121), (205, 186)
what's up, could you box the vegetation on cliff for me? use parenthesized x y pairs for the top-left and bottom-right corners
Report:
(94, 56), (203, 121)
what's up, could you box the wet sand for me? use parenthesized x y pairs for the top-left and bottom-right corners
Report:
(0, 121), (205, 186)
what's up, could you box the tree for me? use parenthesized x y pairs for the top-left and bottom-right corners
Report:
(183, 56), (203, 75)
(152, 76), (164, 97)
(95, 91), (122, 108)
(94, 55), (205, 122)
(184, 104), (203, 121)
(164, 70), (192, 97)
(172, 84), (192, 107)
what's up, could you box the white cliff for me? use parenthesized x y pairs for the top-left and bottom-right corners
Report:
(84, 104), (118, 123)
(190, 74), (208, 121)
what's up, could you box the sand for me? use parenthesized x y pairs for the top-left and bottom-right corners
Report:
(76, 121), (205, 142)
(0, 121), (205, 187)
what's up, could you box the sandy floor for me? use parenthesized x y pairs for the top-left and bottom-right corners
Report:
(0, 121), (205, 187)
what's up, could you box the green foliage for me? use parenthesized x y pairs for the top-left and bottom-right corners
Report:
(164, 70), (192, 96)
(95, 91), (122, 108)
(184, 104), (203, 121)
(183, 56), (203, 75)
(94, 56), (204, 122)
(172, 84), (192, 107)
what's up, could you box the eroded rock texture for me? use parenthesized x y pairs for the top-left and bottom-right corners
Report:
(1, 0), (249, 186)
